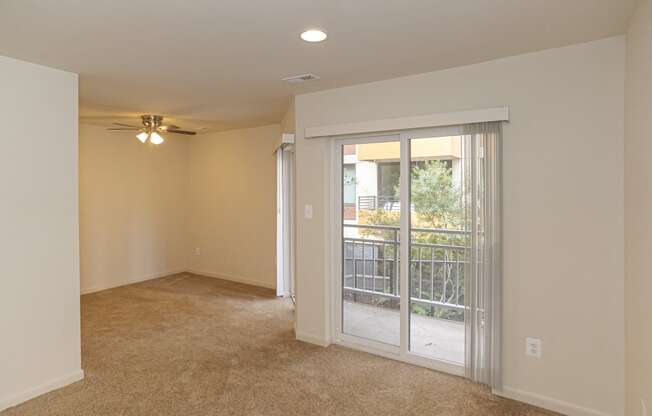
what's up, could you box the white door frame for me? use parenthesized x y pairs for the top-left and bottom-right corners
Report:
(276, 146), (294, 297)
(276, 147), (285, 297)
(329, 131), (464, 377)
(283, 145), (294, 298)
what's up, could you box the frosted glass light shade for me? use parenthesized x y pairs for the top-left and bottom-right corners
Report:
(150, 132), (164, 145)
(136, 132), (149, 143)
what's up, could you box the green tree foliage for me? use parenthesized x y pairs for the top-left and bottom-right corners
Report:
(358, 209), (400, 240)
(410, 160), (462, 230)
(358, 160), (465, 244)
(356, 160), (467, 322)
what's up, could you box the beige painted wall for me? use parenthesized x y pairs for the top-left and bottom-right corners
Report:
(281, 97), (296, 135)
(80, 122), (280, 293)
(187, 124), (279, 288)
(625, 1), (652, 414)
(294, 37), (625, 416)
(79, 124), (189, 294)
(0, 56), (82, 410)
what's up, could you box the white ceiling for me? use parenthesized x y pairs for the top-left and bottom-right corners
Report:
(0, 0), (637, 132)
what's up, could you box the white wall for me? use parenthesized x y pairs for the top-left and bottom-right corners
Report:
(79, 124), (189, 294)
(294, 37), (625, 416)
(625, 1), (652, 414)
(187, 125), (280, 288)
(0, 56), (83, 410)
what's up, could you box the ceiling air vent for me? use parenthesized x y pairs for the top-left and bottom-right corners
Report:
(282, 73), (320, 84)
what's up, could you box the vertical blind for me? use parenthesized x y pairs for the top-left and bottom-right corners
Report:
(462, 121), (503, 388)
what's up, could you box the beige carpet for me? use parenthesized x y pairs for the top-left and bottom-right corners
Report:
(2, 273), (557, 416)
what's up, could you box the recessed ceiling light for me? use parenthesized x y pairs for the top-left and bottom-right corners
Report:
(300, 29), (327, 42)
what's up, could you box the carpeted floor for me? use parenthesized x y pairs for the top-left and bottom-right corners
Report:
(2, 273), (558, 416)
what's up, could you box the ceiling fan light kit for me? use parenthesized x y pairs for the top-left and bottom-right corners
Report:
(149, 132), (164, 145)
(136, 131), (149, 143)
(107, 114), (197, 145)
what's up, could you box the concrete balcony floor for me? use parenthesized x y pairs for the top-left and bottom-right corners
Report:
(343, 300), (465, 365)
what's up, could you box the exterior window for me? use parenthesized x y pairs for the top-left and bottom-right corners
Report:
(377, 160), (453, 198)
(343, 164), (356, 220)
(377, 162), (400, 199)
(343, 164), (356, 204)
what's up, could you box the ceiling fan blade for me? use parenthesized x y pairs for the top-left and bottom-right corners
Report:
(167, 129), (197, 135)
(112, 122), (140, 128)
(159, 125), (180, 131)
(107, 127), (141, 131)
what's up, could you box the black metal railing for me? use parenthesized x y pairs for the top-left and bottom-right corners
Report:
(343, 224), (467, 319)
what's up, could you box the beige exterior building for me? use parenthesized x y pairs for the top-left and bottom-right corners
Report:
(357, 136), (462, 162)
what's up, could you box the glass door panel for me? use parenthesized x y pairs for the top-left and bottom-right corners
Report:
(408, 135), (466, 364)
(341, 140), (401, 346)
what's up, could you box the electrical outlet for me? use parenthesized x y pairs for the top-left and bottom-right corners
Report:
(642, 399), (648, 416)
(193, 247), (201, 256)
(525, 337), (542, 358)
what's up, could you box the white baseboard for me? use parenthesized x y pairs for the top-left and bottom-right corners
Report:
(80, 269), (186, 295)
(296, 331), (331, 347)
(0, 369), (84, 412)
(494, 386), (615, 416)
(81, 268), (276, 295)
(187, 269), (276, 290)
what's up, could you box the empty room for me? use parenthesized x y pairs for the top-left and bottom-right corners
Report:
(0, 1), (650, 415)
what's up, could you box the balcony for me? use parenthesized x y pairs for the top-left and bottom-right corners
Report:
(358, 195), (401, 212)
(343, 223), (467, 364)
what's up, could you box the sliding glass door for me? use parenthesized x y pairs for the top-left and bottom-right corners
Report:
(341, 138), (402, 346)
(334, 126), (485, 375)
(334, 123), (501, 381)
(408, 135), (466, 365)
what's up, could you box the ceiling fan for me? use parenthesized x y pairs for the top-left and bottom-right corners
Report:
(107, 115), (196, 144)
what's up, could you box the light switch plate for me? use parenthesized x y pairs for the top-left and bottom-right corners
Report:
(525, 337), (542, 358)
(193, 247), (201, 256)
(304, 204), (313, 219)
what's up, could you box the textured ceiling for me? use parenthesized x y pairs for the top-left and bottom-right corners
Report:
(0, 0), (637, 131)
